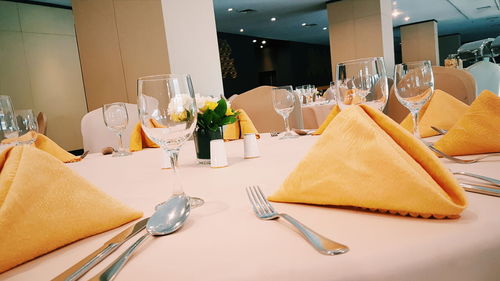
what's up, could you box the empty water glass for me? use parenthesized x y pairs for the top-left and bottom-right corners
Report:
(0, 95), (19, 143)
(102, 102), (131, 157)
(272, 86), (298, 139)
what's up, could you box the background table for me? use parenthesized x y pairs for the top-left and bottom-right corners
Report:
(302, 102), (336, 129)
(2, 134), (500, 281)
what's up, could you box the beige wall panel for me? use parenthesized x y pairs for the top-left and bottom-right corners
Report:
(329, 1), (353, 23)
(23, 33), (87, 151)
(354, 15), (383, 58)
(114, 0), (170, 103)
(73, 0), (127, 110)
(0, 1), (21, 31)
(18, 4), (75, 35)
(0, 31), (33, 108)
(401, 21), (440, 65)
(352, 0), (380, 18)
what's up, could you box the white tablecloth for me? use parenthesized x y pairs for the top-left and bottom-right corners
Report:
(302, 102), (336, 129)
(2, 134), (500, 281)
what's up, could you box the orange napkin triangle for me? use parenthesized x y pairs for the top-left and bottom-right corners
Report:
(433, 90), (500, 156)
(0, 146), (142, 273)
(224, 109), (260, 140)
(312, 105), (341, 135)
(400, 89), (469, 137)
(269, 105), (467, 219)
(130, 122), (160, 151)
(1, 131), (80, 163)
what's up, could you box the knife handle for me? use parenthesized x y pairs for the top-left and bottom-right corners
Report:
(90, 233), (151, 281)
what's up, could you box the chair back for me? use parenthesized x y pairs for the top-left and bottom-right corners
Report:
(37, 112), (47, 135)
(432, 66), (476, 104)
(81, 103), (139, 153)
(466, 60), (500, 96)
(231, 86), (303, 133)
(385, 85), (409, 123)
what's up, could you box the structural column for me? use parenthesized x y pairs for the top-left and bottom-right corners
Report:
(327, 0), (395, 78)
(400, 20), (440, 65)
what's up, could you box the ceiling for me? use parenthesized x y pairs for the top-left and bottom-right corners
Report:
(23, 0), (500, 45)
(214, 0), (500, 45)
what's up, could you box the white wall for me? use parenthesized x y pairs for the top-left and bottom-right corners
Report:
(0, 1), (87, 151)
(161, 0), (224, 96)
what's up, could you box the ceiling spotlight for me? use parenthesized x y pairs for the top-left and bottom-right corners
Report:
(262, 40), (267, 44)
(239, 28), (244, 32)
(227, 8), (233, 12)
(392, 10), (401, 17)
(392, 1), (396, 5)
(323, 27), (327, 30)
(260, 45), (264, 49)
(252, 39), (257, 43)
(301, 23), (307, 26)
(271, 17), (277, 22)
(404, 16), (410, 21)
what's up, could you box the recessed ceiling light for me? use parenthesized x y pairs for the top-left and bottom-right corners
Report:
(227, 8), (233, 12)
(260, 45), (264, 49)
(240, 28), (244, 32)
(252, 39), (257, 43)
(392, 1), (396, 5)
(262, 40), (267, 44)
(392, 10), (401, 17)
(323, 27), (327, 30)
(271, 17), (277, 22)
(301, 23), (307, 26)
(404, 16), (410, 21)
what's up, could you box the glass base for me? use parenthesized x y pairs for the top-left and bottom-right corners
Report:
(197, 158), (211, 165)
(280, 132), (299, 140)
(112, 150), (131, 157)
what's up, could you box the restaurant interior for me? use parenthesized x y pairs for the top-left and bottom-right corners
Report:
(0, 0), (500, 280)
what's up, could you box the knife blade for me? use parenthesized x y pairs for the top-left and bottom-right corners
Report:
(51, 217), (149, 281)
(460, 183), (500, 197)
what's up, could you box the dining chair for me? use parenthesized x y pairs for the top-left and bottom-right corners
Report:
(432, 66), (476, 104)
(231, 86), (303, 133)
(36, 112), (47, 135)
(81, 103), (139, 153)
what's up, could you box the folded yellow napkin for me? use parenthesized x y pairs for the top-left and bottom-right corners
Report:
(269, 104), (467, 219)
(433, 90), (500, 156)
(400, 89), (469, 137)
(130, 122), (160, 151)
(1, 131), (80, 163)
(0, 145), (142, 273)
(224, 109), (259, 140)
(312, 105), (341, 135)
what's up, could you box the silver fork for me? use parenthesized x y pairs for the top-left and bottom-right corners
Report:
(427, 145), (498, 164)
(453, 171), (500, 187)
(430, 126), (448, 135)
(246, 185), (349, 255)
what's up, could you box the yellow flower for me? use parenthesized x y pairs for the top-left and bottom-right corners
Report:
(225, 108), (234, 116)
(171, 110), (188, 122)
(207, 101), (218, 111)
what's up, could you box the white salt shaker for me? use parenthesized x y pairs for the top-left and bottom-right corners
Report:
(161, 149), (172, 169)
(244, 133), (260, 159)
(210, 139), (228, 168)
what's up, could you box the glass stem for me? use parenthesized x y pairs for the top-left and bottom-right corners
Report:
(411, 111), (420, 139)
(283, 116), (291, 134)
(117, 132), (125, 152)
(168, 148), (184, 197)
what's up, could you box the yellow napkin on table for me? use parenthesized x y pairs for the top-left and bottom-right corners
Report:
(312, 105), (341, 135)
(224, 109), (260, 140)
(400, 89), (469, 137)
(1, 131), (80, 163)
(130, 122), (160, 151)
(433, 90), (500, 156)
(269, 104), (467, 219)
(0, 145), (142, 273)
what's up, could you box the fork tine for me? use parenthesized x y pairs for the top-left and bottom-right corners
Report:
(245, 187), (259, 215)
(254, 185), (276, 214)
(247, 186), (265, 216)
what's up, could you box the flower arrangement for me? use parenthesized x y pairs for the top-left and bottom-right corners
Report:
(196, 96), (239, 132)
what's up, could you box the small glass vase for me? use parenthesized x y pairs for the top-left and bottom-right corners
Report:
(193, 126), (223, 164)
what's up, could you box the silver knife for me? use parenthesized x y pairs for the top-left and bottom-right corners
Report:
(51, 218), (149, 281)
(460, 183), (500, 197)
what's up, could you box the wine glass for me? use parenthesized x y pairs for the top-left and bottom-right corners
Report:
(272, 86), (298, 139)
(394, 61), (434, 139)
(335, 57), (389, 111)
(137, 74), (203, 207)
(0, 95), (20, 144)
(15, 109), (38, 144)
(102, 102), (132, 157)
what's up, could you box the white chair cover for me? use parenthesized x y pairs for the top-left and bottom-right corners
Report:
(81, 103), (139, 153)
(466, 60), (500, 96)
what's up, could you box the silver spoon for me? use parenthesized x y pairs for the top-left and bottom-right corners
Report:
(90, 195), (191, 281)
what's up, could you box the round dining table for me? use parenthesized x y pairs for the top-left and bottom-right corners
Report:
(1, 134), (500, 281)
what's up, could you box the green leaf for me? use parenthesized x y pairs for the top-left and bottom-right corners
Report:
(221, 116), (237, 126)
(214, 99), (227, 118)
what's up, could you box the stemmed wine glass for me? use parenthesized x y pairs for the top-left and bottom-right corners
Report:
(272, 85), (298, 139)
(335, 57), (389, 111)
(0, 95), (20, 144)
(103, 102), (132, 157)
(15, 109), (38, 144)
(394, 60), (434, 138)
(137, 74), (203, 207)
